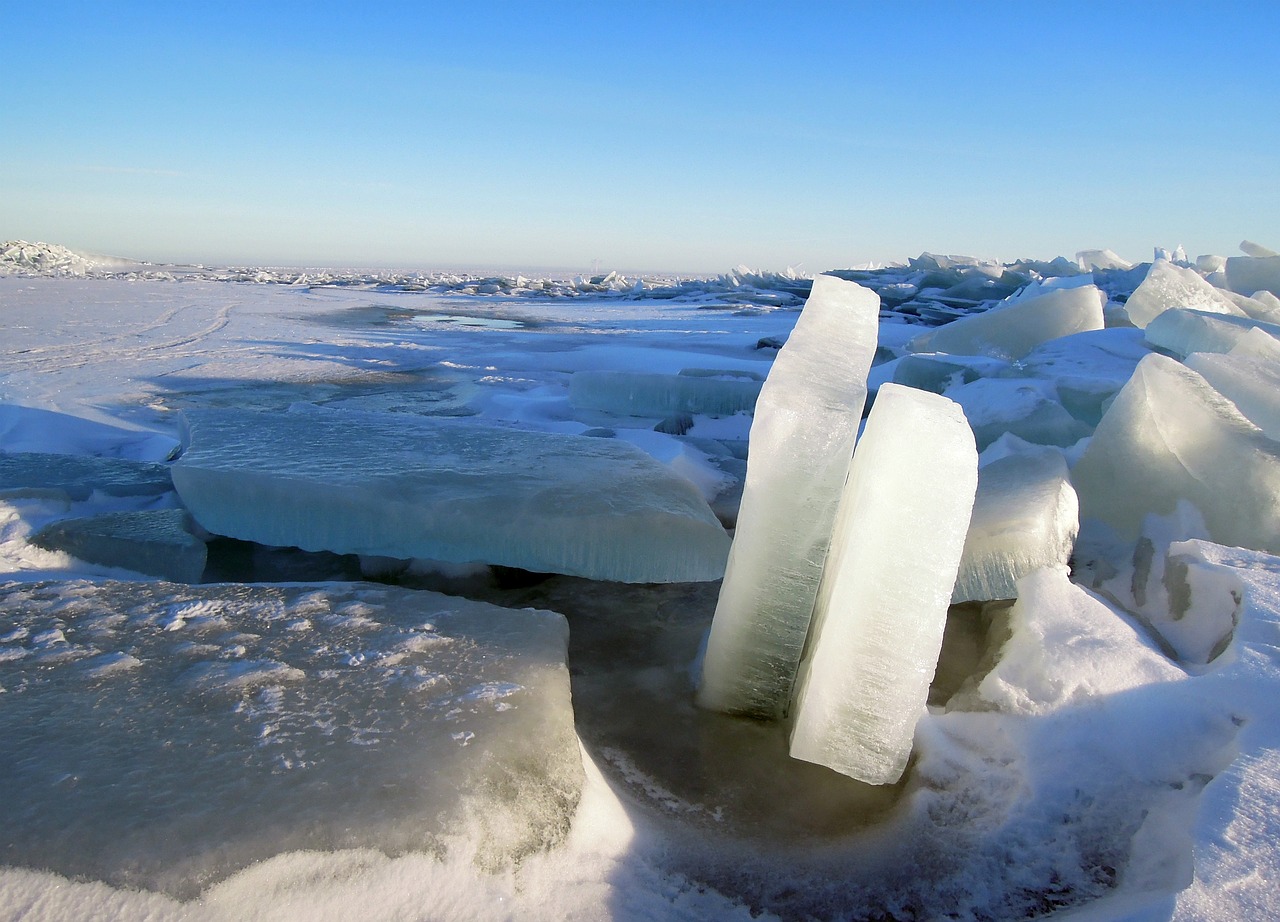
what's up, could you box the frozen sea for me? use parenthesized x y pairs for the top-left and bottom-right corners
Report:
(3, 242), (1280, 920)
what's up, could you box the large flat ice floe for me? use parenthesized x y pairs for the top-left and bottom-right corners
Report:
(698, 274), (880, 718)
(171, 407), (730, 583)
(0, 579), (582, 897)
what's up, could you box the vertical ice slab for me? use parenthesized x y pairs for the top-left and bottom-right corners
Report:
(1225, 254), (1280, 296)
(790, 384), (978, 784)
(697, 274), (880, 718)
(172, 407), (729, 583)
(1072, 353), (1280, 552)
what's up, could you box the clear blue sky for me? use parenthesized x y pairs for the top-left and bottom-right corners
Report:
(3, 1), (1277, 273)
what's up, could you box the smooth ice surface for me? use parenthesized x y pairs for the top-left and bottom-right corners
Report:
(31, 509), (207, 583)
(790, 384), (977, 784)
(698, 274), (880, 718)
(1122, 258), (1245, 328)
(1144, 307), (1280, 358)
(172, 407), (730, 583)
(0, 579), (581, 897)
(1072, 353), (1280, 551)
(1228, 325), (1280, 362)
(0, 451), (173, 501)
(1225, 254), (1280, 296)
(568, 370), (761, 418)
(953, 449), (1079, 603)
(908, 285), (1105, 360)
(1184, 350), (1280, 439)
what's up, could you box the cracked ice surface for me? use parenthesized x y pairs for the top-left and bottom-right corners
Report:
(0, 579), (581, 897)
(172, 407), (730, 583)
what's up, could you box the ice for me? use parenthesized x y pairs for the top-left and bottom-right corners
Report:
(568, 369), (762, 418)
(945, 377), (1092, 451)
(1185, 350), (1280, 439)
(0, 451), (175, 501)
(171, 407), (730, 583)
(1228, 325), (1280, 362)
(1077, 248), (1133, 271)
(1240, 240), (1280, 258)
(789, 384), (977, 784)
(0, 405), (179, 460)
(0, 579), (581, 897)
(1142, 307), (1280, 358)
(1121, 258), (1246, 328)
(1225, 254), (1280, 296)
(907, 285), (1105, 360)
(697, 274), (880, 719)
(1071, 353), (1280, 552)
(953, 449), (1078, 603)
(30, 509), (207, 583)
(1016, 327), (1153, 426)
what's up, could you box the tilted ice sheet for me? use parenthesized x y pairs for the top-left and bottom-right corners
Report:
(790, 384), (977, 784)
(0, 579), (582, 898)
(908, 285), (1105, 361)
(1121, 258), (1245, 329)
(953, 448), (1078, 603)
(1184, 350), (1280, 439)
(697, 274), (880, 719)
(1071, 353), (1280, 552)
(1143, 308), (1280, 359)
(171, 407), (730, 583)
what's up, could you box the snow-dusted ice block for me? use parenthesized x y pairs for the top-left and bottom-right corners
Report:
(1122, 258), (1245, 328)
(1185, 350), (1280, 439)
(1144, 307), (1280, 358)
(946, 378), (1091, 451)
(908, 285), (1105, 361)
(0, 451), (173, 500)
(172, 408), (729, 583)
(31, 509), (207, 582)
(569, 370), (762, 418)
(953, 449), (1078, 603)
(1225, 254), (1280, 296)
(0, 580), (581, 897)
(698, 275), (879, 718)
(1072, 354), (1280, 552)
(789, 384), (977, 784)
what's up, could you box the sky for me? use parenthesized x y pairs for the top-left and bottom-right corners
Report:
(3, 1), (1278, 274)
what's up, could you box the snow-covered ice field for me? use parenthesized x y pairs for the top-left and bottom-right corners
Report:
(4, 241), (1280, 920)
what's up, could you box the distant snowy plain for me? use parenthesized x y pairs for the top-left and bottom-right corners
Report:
(2, 241), (1280, 920)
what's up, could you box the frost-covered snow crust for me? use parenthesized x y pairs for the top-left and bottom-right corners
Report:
(4, 240), (1280, 919)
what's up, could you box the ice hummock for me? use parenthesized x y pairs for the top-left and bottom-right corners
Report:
(1143, 307), (1280, 359)
(1071, 353), (1280, 553)
(953, 448), (1078, 603)
(789, 384), (977, 784)
(697, 274), (880, 719)
(907, 284), (1105, 360)
(0, 579), (581, 897)
(171, 407), (730, 583)
(1121, 257), (1245, 328)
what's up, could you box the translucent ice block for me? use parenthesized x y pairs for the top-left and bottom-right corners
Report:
(0, 580), (581, 897)
(789, 384), (978, 784)
(569, 370), (762, 418)
(1143, 308), (1280, 359)
(171, 407), (730, 583)
(908, 285), (1105, 361)
(1122, 258), (1245, 328)
(698, 274), (880, 718)
(1225, 255), (1280, 296)
(1185, 350), (1280, 439)
(1071, 353), (1280, 552)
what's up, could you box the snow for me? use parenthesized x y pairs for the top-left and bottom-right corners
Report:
(5, 245), (1280, 918)
(697, 274), (880, 719)
(790, 384), (977, 784)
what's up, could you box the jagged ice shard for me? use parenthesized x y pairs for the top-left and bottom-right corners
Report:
(790, 384), (977, 784)
(172, 407), (730, 583)
(1071, 353), (1280, 553)
(697, 274), (879, 718)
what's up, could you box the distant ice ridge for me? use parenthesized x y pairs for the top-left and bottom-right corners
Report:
(0, 579), (581, 897)
(171, 407), (730, 583)
(790, 384), (977, 784)
(697, 274), (880, 718)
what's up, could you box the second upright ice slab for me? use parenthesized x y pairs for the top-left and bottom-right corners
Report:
(172, 407), (730, 583)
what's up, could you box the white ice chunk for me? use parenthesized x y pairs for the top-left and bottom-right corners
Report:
(1122, 258), (1246, 328)
(172, 408), (729, 583)
(0, 579), (581, 897)
(697, 275), (880, 718)
(31, 509), (206, 583)
(1077, 248), (1132, 271)
(908, 285), (1105, 360)
(569, 370), (761, 418)
(1185, 350), (1280, 439)
(953, 449), (1078, 603)
(1241, 240), (1280, 258)
(1228, 325), (1280, 362)
(1225, 255), (1280, 296)
(1071, 353), (1280, 552)
(945, 377), (1091, 452)
(1143, 307), (1280, 358)
(789, 384), (977, 784)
